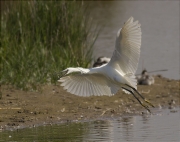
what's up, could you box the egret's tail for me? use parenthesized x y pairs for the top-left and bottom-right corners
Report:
(123, 73), (137, 94)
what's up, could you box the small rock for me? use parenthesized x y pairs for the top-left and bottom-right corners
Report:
(61, 108), (65, 112)
(114, 100), (118, 103)
(95, 106), (101, 109)
(6, 94), (10, 97)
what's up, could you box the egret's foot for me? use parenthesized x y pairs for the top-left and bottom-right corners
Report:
(141, 103), (151, 113)
(146, 108), (151, 113)
(144, 105), (151, 113)
(141, 102), (149, 108)
(145, 99), (155, 108)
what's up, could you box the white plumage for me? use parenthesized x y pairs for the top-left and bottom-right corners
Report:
(58, 17), (154, 112)
(58, 17), (141, 96)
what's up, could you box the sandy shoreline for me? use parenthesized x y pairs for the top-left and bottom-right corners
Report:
(0, 76), (179, 131)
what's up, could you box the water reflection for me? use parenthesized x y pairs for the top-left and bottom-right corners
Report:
(1, 108), (179, 142)
(0, 123), (86, 142)
(84, 120), (114, 141)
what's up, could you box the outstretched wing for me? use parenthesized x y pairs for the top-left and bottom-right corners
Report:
(108, 17), (141, 75)
(58, 73), (120, 96)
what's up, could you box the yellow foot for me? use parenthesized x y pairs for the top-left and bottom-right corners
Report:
(145, 99), (155, 108)
(141, 103), (151, 113)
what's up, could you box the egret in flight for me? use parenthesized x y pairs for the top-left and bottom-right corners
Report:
(58, 17), (154, 112)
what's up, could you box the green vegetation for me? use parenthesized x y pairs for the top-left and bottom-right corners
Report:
(0, 1), (97, 90)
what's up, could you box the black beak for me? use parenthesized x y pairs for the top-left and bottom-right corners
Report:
(59, 69), (68, 78)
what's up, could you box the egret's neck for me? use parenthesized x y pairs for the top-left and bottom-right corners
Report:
(68, 67), (89, 74)
(70, 67), (81, 72)
(89, 65), (106, 74)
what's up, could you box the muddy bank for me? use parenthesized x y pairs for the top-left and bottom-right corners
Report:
(0, 76), (179, 131)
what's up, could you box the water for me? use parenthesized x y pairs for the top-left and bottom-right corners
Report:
(87, 1), (179, 79)
(0, 108), (180, 142)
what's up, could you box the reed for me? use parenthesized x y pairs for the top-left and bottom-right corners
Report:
(0, 1), (98, 90)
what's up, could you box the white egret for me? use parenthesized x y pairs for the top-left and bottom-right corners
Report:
(58, 17), (154, 112)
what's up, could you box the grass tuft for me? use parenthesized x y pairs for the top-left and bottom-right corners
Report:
(0, 1), (98, 90)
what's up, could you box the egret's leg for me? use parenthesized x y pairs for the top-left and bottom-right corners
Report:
(122, 87), (151, 113)
(125, 84), (154, 108)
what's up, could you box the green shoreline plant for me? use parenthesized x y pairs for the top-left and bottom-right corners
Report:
(0, 1), (97, 90)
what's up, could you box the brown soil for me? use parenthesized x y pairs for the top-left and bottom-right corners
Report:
(0, 76), (179, 130)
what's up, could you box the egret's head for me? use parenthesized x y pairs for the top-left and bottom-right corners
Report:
(60, 68), (79, 78)
(62, 68), (72, 75)
(60, 68), (71, 77)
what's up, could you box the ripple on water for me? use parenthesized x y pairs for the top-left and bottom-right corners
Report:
(1, 108), (180, 142)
